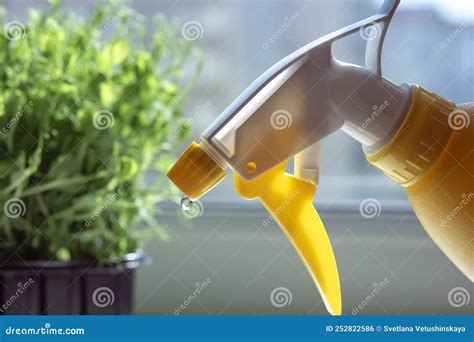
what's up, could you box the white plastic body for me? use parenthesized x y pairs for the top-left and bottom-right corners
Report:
(203, 56), (411, 181)
(294, 141), (321, 185)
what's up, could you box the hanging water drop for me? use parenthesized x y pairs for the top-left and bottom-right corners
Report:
(180, 195), (204, 219)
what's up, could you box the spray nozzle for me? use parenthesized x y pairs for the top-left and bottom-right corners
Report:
(167, 141), (226, 201)
(168, 0), (405, 315)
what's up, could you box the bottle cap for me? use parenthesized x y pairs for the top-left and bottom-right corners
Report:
(366, 86), (455, 187)
(167, 141), (227, 201)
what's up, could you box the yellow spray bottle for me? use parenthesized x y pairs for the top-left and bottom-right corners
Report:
(167, 0), (473, 315)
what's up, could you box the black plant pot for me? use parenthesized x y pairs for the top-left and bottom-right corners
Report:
(0, 252), (145, 315)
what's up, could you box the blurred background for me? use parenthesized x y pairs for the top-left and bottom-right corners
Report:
(4, 0), (473, 315)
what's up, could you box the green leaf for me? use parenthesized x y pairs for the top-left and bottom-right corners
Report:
(111, 40), (129, 65)
(56, 247), (71, 261)
(119, 156), (139, 181)
(99, 82), (116, 108)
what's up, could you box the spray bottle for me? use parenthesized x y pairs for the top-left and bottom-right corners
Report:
(167, 0), (473, 315)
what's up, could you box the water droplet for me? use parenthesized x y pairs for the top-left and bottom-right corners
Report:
(180, 196), (204, 219)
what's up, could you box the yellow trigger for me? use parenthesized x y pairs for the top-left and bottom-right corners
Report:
(233, 161), (342, 315)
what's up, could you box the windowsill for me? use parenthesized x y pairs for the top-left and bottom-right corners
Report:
(158, 198), (414, 216)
